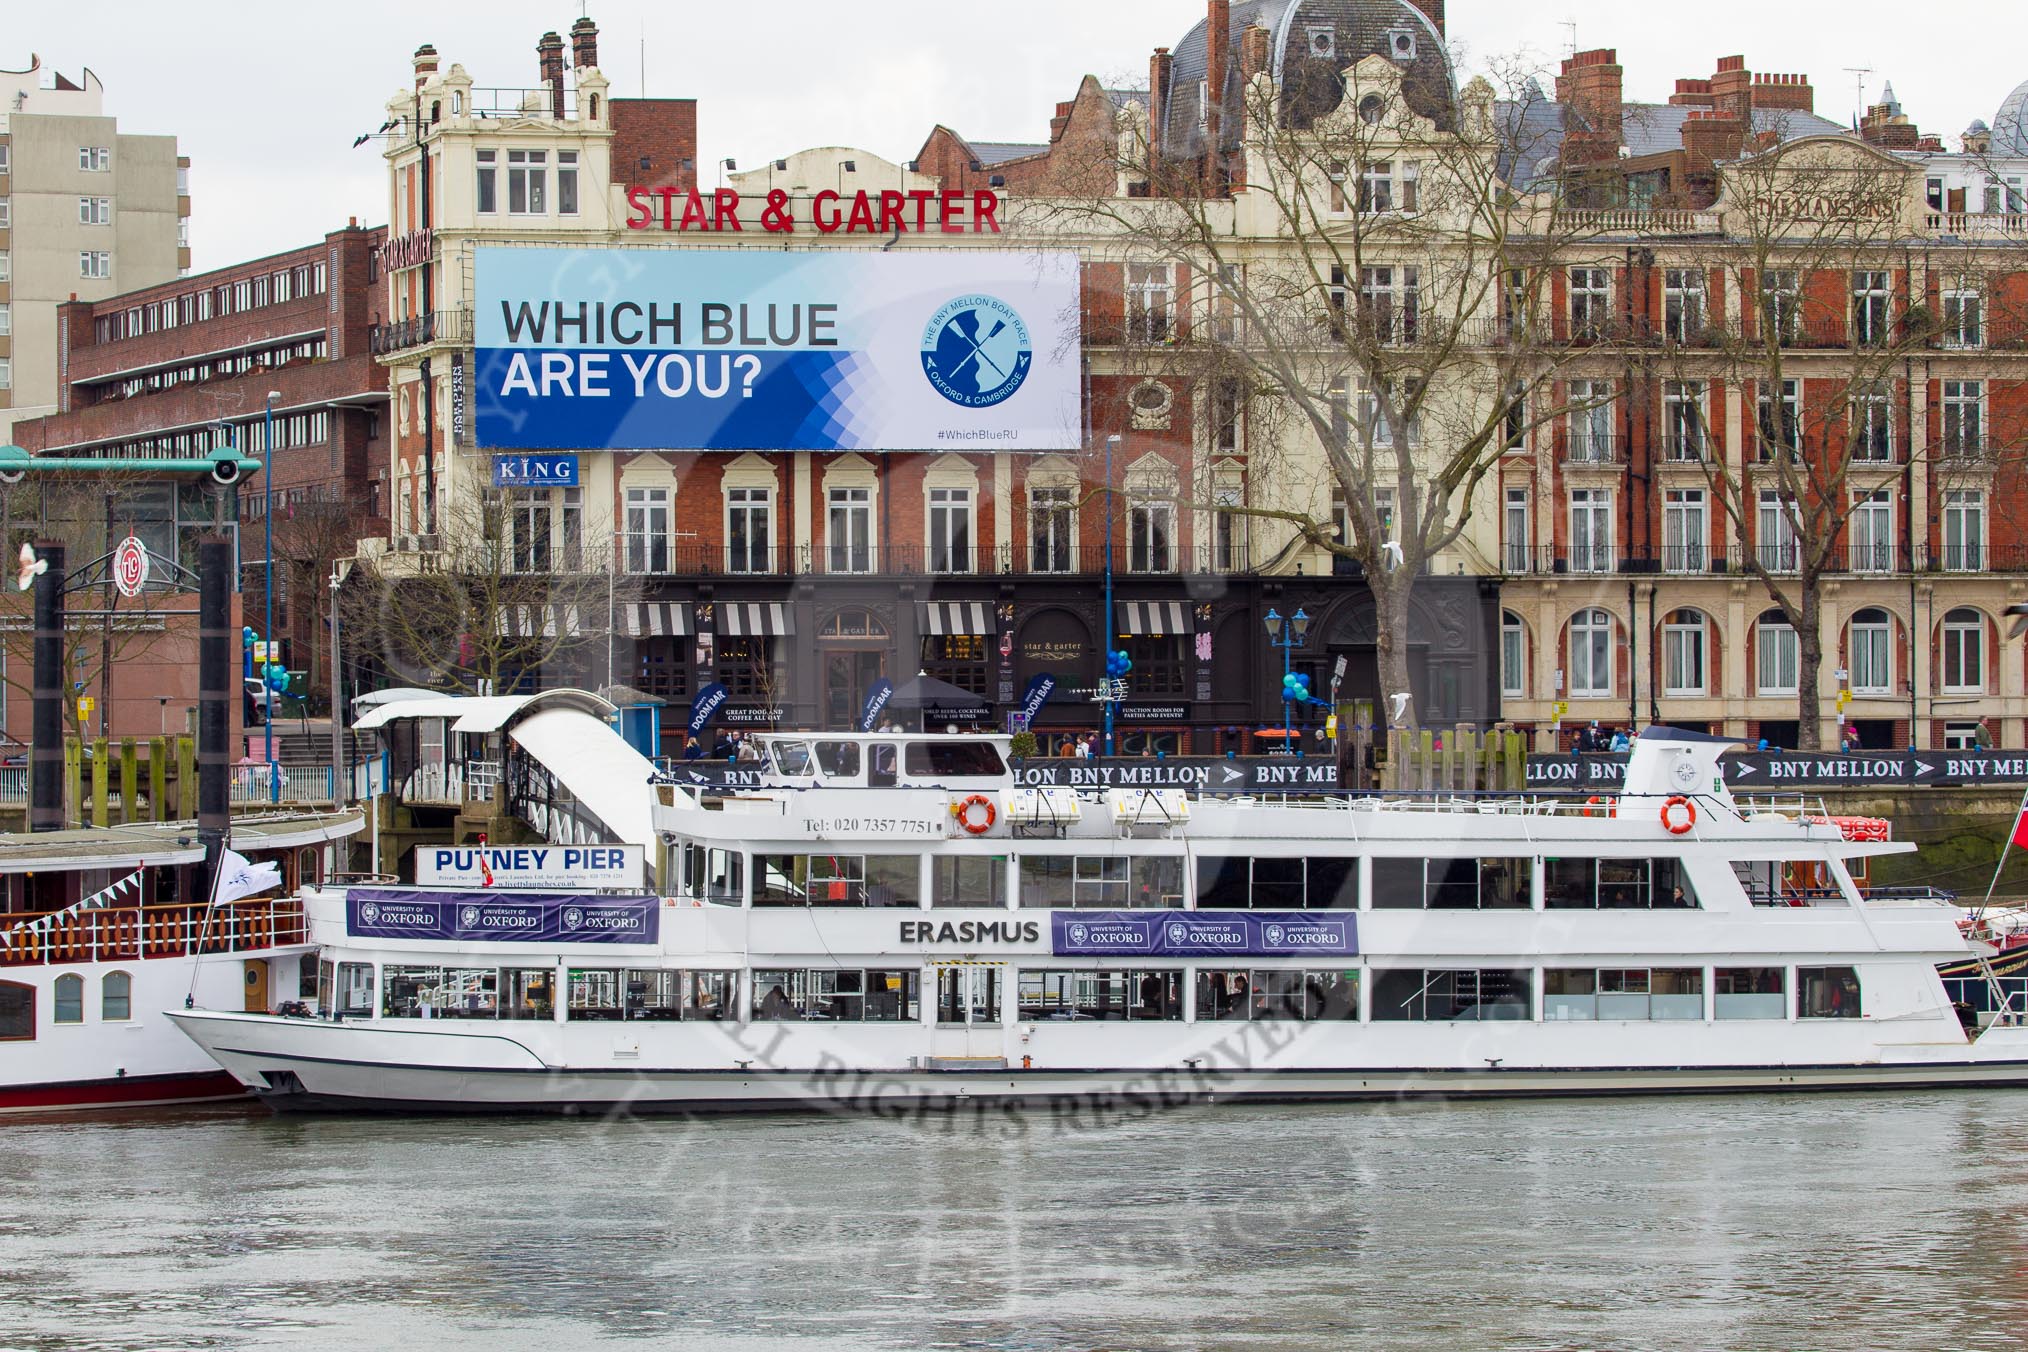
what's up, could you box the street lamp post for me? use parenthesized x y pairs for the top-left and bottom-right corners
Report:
(263, 390), (281, 803)
(330, 565), (344, 804)
(1264, 606), (1311, 752)
(1103, 433), (1120, 757)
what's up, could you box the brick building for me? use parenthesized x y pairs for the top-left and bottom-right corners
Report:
(6, 222), (389, 737)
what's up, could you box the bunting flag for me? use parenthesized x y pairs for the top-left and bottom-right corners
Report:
(0, 868), (145, 948)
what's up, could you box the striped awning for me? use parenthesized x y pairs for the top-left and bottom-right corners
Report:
(624, 603), (691, 638)
(1116, 601), (1189, 637)
(917, 600), (992, 636)
(496, 604), (587, 639)
(717, 601), (793, 636)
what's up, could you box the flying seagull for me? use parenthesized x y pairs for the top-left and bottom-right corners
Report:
(1389, 692), (1411, 725)
(2008, 602), (2028, 638)
(16, 543), (46, 592)
(1381, 540), (1404, 572)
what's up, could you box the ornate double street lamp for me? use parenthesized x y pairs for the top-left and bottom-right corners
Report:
(1264, 607), (1311, 751)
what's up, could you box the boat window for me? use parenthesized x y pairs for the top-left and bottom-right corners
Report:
(869, 743), (899, 787)
(568, 969), (624, 1021)
(1193, 856), (1360, 909)
(1545, 968), (1703, 1020)
(815, 742), (863, 778)
(501, 968), (555, 1020)
(771, 741), (816, 776)
(317, 959), (335, 1016)
(684, 972), (733, 1019)
(903, 741), (1006, 777)
(935, 966), (1002, 1024)
(1017, 969), (1183, 1020)
(933, 855), (1007, 908)
(1371, 968), (1532, 1021)
(1544, 857), (1697, 909)
(53, 974), (84, 1024)
(336, 963), (375, 1017)
(298, 954), (319, 998)
(1372, 859), (1532, 909)
(1018, 856), (1176, 909)
(750, 968), (919, 1021)
(1714, 967), (1786, 1019)
(1076, 857), (1128, 906)
(1797, 966), (1861, 1019)
(0, 980), (32, 1040)
(102, 971), (132, 1022)
(1198, 970), (1359, 1020)
(625, 970), (684, 1020)
(707, 849), (744, 905)
(381, 966), (496, 1018)
(756, 854), (919, 906)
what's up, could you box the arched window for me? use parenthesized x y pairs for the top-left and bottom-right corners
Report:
(1756, 610), (1798, 695)
(1568, 609), (1612, 697)
(0, 981), (32, 1040)
(1942, 608), (1985, 693)
(53, 974), (84, 1025)
(102, 971), (132, 1022)
(1849, 608), (1892, 694)
(1500, 611), (1527, 699)
(1662, 609), (1707, 696)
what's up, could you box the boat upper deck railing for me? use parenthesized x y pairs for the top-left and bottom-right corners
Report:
(0, 898), (307, 968)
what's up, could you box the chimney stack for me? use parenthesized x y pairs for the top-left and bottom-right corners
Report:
(1558, 49), (1624, 167)
(571, 16), (599, 71)
(1205, 0), (1231, 186)
(412, 43), (439, 91)
(537, 31), (566, 119)
(1239, 23), (1271, 82)
(1149, 46), (1174, 165)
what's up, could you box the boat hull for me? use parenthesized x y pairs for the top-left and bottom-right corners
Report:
(171, 1011), (2028, 1116)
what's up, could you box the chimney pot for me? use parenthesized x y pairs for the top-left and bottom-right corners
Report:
(571, 16), (599, 70)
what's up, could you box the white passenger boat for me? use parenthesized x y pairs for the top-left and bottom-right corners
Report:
(169, 727), (2028, 1113)
(0, 813), (361, 1112)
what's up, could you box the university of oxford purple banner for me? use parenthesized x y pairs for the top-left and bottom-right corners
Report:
(1050, 911), (1357, 958)
(346, 889), (660, 944)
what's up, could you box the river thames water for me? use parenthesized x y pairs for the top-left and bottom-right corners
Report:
(2, 1092), (2026, 1350)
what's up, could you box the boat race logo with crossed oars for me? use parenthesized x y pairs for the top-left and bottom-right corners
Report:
(920, 293), (1034, 408)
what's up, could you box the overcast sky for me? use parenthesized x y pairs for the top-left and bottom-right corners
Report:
(10, 0), (2021, 271)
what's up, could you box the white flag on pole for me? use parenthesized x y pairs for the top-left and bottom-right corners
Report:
(215, 849), (283, 904)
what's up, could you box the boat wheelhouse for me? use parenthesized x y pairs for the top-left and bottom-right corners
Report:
(169, 727), (2028, 1113)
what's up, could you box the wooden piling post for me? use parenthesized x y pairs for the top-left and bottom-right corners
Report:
(149, 737), (168, 821)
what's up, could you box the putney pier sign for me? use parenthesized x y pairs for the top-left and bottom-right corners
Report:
(1527, 751), (2028, 789)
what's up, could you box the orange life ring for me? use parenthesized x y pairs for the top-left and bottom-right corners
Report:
(1661, 795), (1697, 834)
(1585, 796), (1615, 819)
(954, 794), (996, 834)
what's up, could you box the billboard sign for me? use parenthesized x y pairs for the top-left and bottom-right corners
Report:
(474, 247), (1082, 452)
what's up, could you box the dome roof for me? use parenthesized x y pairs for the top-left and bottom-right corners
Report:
(1996, 78), (2028, 156)
(1159, 0), (1455, 161)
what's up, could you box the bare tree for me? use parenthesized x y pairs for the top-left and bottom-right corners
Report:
(346, 488), (638, 696)
(1661, 136), (2028, 747)
(1041, 53), (1621, 726)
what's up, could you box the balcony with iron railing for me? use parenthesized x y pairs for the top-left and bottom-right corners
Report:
(1560, 434), (1622, 465)
(611, 541), (1271, 580)
(369, 308), (470, 357)
(1499, 540), (2028, 579)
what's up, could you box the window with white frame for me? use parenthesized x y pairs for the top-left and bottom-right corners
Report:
(0, 200), (9, 228)
(507, 490), (552, 573)
(1663, 268), (1706, 342)
(1941, 380), (1984, 456)
(827, 486), (873, 573)
(1758, 379), (1801, 459)
(1848, 608), (1891, 694)
(1129, 493), (1175, 572)
(79, 251), (111, 280)
(1662, 609), (1708, 696)
(1662, 380), (1706, 460)
(0, 144), (8, 174)
(1756, 612), (1799, 694)
(1945, 720), (1983, 750)
(1358, 265), (1419, 344)
(1569, 266), (1611, 338)
(1569, 488), (1612, 573)
(1761, 269), (1800, 344)
(0, 252), (9, 282)
(1358, 159), (1394, 212)
(1852, 385), (1892, 461)
(557, 150), (579, 214)
(1568, 379), (1614, 461)
(1503, 486), (1529, 573)
(0, 358), (10, 390)
(1757, 490), (1799, 572)
(1941, 289), (1984, 349)
(1501, 611), (1527, 698)
(475, 149), (498, 213)
(1354, 378), (1420, 448)
(1127, 262), (1172, 343)
(1941, 608), (1985, 693)
(1029, 485), (1074, 573)
(1662, 488), (1706, 573)
(78, 197), (111, 226)
(1943, 488), (1985, 572)
(726, 486), (772, 574)
(0, 304), (8, 338)
(79, 146), (110, 172)
(1849, 489), (1893, 573)
(624, 487), (670, 574)
(1212, 475), (1246, 572)
(1568, 609), (1613, 697)
(507, 149), (547, 214)
(560, 487), (583, 571)
(1503, 381), (1527, 451)
(1852, 269), (1891, 345)
(928, 487), (973, 573)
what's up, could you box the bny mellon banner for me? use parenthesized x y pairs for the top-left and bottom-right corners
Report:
(474, 247), (1082, 452)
